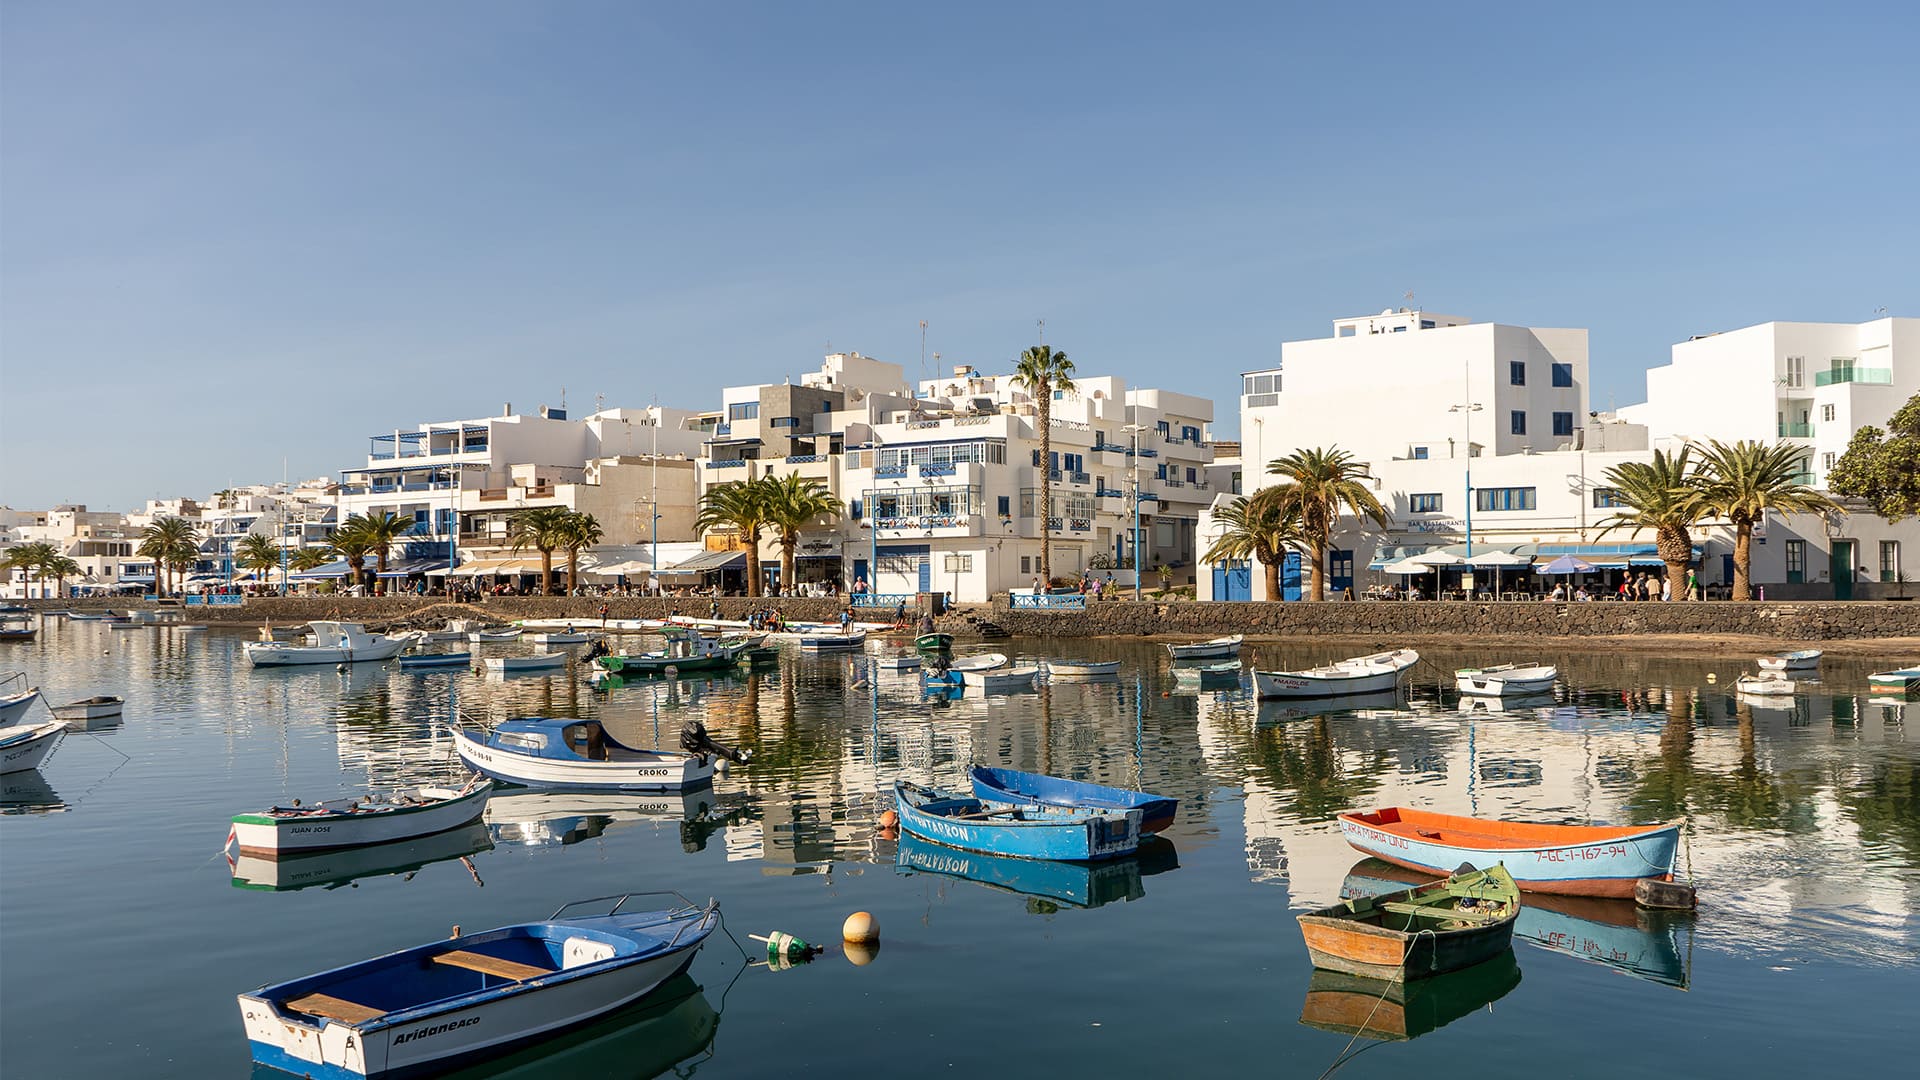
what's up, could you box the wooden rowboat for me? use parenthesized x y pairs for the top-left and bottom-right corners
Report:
(798, 631), (866, 652)
(1254, 649), (1419, 699)
(965, 665), (1040, 693)
(946, 652), (1008, 674)
(237, 891), (719, 1079)
(1045, 659), (1121, 679)
(1339, 806), (1680, 898)
(227, 776), (493, 857)
(969, 765), (1178, 833)
(51, 695), (124, 721)
(1455, 663), (1557, 696)
(1735, 673), (1796, 696)
(1165, 634), (1242, 661)
(1757, 649), (1822, 672)
(484, 653), (568, 674)
(894, 780), (1142, 862)
(1296, 863), (1520, 980)
(399, 652), (473, 669)
(1867, 666), (1920, 693)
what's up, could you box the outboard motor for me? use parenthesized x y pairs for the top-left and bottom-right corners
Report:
(586, 640), (610, 661)
(680, 719), (750, 764)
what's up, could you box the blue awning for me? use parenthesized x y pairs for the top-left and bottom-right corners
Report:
(1368, 544), (1433, 570)
(376, 558), (449, 578)
(1514, 543), (1703, 568)
(290, 556), (377, 580)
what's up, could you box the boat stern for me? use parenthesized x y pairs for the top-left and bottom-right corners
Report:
(239, 992), (376, 1079)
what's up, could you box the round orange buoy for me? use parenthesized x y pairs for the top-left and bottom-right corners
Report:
(844, 940), (880, 966)
(1161, 691), (1170, 698)
(842, 911), (879, 944)
(878, 810), (899, 830)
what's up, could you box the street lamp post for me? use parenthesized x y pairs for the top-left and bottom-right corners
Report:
(1124, 421), (1148, 601)
(1449, 397), (1483, 568)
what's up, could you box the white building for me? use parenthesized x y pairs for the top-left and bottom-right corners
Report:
(1210, 311), (1919, 601)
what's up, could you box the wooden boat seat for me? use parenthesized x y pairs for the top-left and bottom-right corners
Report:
(286, 992), (384, 1025)
(1377, 901), (1505, 923)
(432, 949), (550, 981)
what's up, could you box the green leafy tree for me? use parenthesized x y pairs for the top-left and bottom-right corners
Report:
(1203, 487), (1302, 601)
(1693, 440), (1845, 600)
(1594, 447), (1704, 601)
(695, 482), (772, 597)
(506, 507), (573, 596)
(138, 517), (200, 598)
(1829, 391), (1920, 521)
(325, 519), (377, 591)
(345, 512), (414, 580)
(556, 511), (605, 595)
(1265, 447), (1391, 601)
(3, 542), (57, 598)
(289, 546), (332, 573)
(236, 534), (284, 592)
(43, 555), (81, 598)
(759, 473), (845, 595)
(1011, 344), (1076, 586)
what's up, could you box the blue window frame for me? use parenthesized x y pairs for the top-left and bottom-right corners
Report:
(1552, 412), (1574, 437)
(997, 495), (1010, 518)
(1591, 488), (1624, 508)
(1510, 410), (1527, 435)
(769, 416), (798, 428)
(1551, 362), (1573, 387)
(1509, 361), (1526, 386)
(1412, 446), (1429, 460)
(1409, 493), (1443, 513)
(1475, 487), (1537, 512)
(727, 401), (759, 421)
(1063, 453), (1084, 473)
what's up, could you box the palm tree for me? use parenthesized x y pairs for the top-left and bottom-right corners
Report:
(138, 517), (199, 598)
(3, 542), (57, 599)
(1594, 447), (1704, 601)
(1693, 440), (1844, 600)
(759, 473), (846, 595)
(507, 507), (573, 596)
(696, 482), (772, 597)
(556, 511), (605, 596)
(345, 512), (414, 580)
(289, 546), (332, 576)
(1010, 344), (1076, 586)
(235, 534), (284, 593)
(325, 519), (377, 591)
(43, 555), (80, 599)
(1265, 447), (1391, 601)
(1202, 487), (1302, 601)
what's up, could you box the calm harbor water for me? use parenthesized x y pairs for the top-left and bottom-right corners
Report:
(2, 619), (1915, 1077)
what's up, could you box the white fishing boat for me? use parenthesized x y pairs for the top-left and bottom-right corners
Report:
(528, 631), (599, 645)
(798, 630), (866, 652)
(1736, 672), (1796, 696)
(1253, 649), (1421, 699)
(947, 652), (1009, 674)
(468, 628), (524, 643)
(0, 720), (64, 774)
(0, 675), (41, 726)
(1867, 665), (1920, 693)
(1455, 663), (1558, 697)
(451, 718), (739, 792)
(50, 695), (124, 721)
(1757, 649), (1822, 672)
(226, 777), (494, 857)
(1165, 634), (1243, 661)
(1045, 659), (1122, 679)
(966, 665), (1041, 693)
(874, 654), (923, 671)
(237, 891), (720, 1079)
(244, 622), (409, 667)
(483, 652), (568, 674)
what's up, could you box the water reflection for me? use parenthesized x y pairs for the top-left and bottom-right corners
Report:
(0, 770), (65, 815)
(485, 789), (737, 853)
(228, 822), (493, 892)
(1298, 952), (1523, 1042)
(894, 832), (1180, 912)
(426, 974), (717, 1080)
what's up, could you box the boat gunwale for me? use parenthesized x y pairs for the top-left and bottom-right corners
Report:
(1340, 808), (1680, 852)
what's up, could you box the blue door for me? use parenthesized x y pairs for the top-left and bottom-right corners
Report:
(1329, 549), (1354, 597)
(853, 559), (869, 592)
(1212, 562), (1252, 601)
(1721, 554), (1735, 587)
(1282, 551), (1303, 602)
(918, 558), (932, 593)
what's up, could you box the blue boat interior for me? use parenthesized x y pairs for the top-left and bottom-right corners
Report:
(970, 766), (1178, 826)
(487, 719), (678, 764)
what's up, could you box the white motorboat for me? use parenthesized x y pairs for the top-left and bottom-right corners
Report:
(50, 696), (124, 721)
(0, 720), (64, 774)
(965, 665), (1041, 692)
(1736, 672), (1796, 696)
(1165, 634), (1243, 661)
(1757, 649), (1823, 673)
(1046, 659), (1122, 679)
(528, 631), (599, 645)
(244, 622), (409, 667)
(874, 655), (923, 671)
(226, 777), (493, 857)
(452, 718), (738, 792)
(468, 628), (524, 643)
(483, 653), (568, 674)
(947, 652), (1009, 674)
(1455, 663), (1558, 697)
(0, 676), (42, 726)
(1253, 649), (1420, 699)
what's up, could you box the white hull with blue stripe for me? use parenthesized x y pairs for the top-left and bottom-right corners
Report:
(0, 720), (63, 774)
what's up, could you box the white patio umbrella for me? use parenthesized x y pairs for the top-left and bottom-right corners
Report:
(1466, 549), (1532, 599)
(1408, 550), (1466, 597)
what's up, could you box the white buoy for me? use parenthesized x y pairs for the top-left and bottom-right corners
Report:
(842, 911), (879, 944)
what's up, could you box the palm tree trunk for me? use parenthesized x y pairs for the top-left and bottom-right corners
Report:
(541, 549), (555, 595)
(1262, 557), (1281, 601)
(1038, 384), (1052, 587)
(781, 537), (796, 595)
(746, 545), (763, 598)
(1663, 558), (1690, 601)
(1732, 521), (1753, 601)
(566, 548), (580, 595)
(1308, 534), (1327, 601)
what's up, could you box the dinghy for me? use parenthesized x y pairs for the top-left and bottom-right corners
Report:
(468, 628), (524, 643)
(893, 780), (1142, 862)
(969, 765), (1178, 833)
(50, 696), (124, 721)
(237, 891), (720, 1079)
(0, 720), (64, 774)
(244, 622), (408, 667)
(1164, 634), (1243, 661)
(915, 633), (954, 652)
(229, 822), (494, 893)
(1296, 863), (1520, 980)
(1339, 807), (1679, 898)
(484, 653), (568, 674)
(1254, 650), (1419, 699)
(1757, 649), (1822, 672)
(528, 631), (598, 645)
(596, 632), (743, 677)
(399, 651), (473, 669)
(1455, 663), (1558, 697)
(874, 655), (922, 671)
(452, 717), (743, 792)
(227, 777), (493, 856)
(798, 630), (866, 652)
(1866, 665), (1920, 693)
(1045, 659), (1121, 679)
(947, 652), (1008, 674)
(1173, 661), (1241, 688)
(964, 665), (1040, 693)
(1735, 672), (1796, 696)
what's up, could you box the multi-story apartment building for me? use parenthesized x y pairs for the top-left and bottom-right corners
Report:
(1, 505), (155, 596)
(1208, 312), (1918, 601)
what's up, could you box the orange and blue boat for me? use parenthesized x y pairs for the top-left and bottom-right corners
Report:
(1339, 806), (1680, 899)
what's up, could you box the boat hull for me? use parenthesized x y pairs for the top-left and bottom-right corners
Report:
(0, 688), (43, 726)
(1298, 953), (1523, 1041)
(894, 781), (1141, 862)
(51, 698), (124, 721)
(0, 721), (63, 774)
(484, 656), (568, 673)
(798, 633), (866, 651)
(1165, 636), (1242, 660)
(1297, 867), (1520, 980)
(915, 634), (954, 652)
(245, 641), (406, 667)
(1455, 666), (1557, 696)
(969, 766), (1178, 834)
(399, 653), (473, 669)
(1340, 808), (1679, 898)
(1046, 661), (1121, 678)
(229, 782), (493, 857)
(1254, 650), (1419, 699)
(453, 728), (715, 793)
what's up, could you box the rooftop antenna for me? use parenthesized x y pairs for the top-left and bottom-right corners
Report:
(595, 392), (605, 414)
(1404, 289), (1416, 312)
(1036, 318), (1045, 345)
(920, 320), (928, 381)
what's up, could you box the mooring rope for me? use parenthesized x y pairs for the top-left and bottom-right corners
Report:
(1315, 927), (1438, 1080)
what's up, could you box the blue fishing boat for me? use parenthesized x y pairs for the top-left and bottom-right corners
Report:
(238, 891), (720, 1079)
(894, 831), (1177, 910)
(968, 765), (1179, 834)
(892, 780), (1142, 862)
(399, 652), (473, 670)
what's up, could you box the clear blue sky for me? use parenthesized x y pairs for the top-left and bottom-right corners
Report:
(3, 2), (1914, 510)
